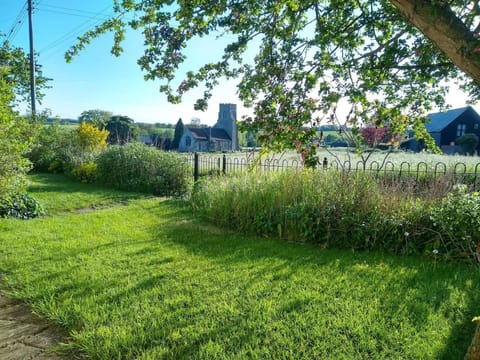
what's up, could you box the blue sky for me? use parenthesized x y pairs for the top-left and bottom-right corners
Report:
(1, 0), (247, 125)
(1, 0), (477, 125)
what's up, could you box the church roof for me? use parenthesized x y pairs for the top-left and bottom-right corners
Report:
(187, 127), (231, 141)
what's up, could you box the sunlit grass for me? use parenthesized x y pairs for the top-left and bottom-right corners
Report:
(0, 174), (478, 359)
(27, 173), (147, 214)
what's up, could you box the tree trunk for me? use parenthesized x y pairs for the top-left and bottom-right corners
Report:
(465, 321), (480, 360)
(389, 0), (480, 86)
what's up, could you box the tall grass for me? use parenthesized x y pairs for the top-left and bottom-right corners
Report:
(192, 170), (480, 263)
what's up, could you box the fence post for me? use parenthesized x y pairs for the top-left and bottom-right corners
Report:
(222, 154), (227, 175)
(194, 152), (199, 182)
(323, 157), (328, 169)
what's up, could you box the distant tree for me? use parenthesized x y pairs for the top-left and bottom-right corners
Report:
(319, 124), (340, 132)
(105, 115), (138, 145)
(151, 134), (173, 150)
(172, 118), (185, 150)
(245, 131), (257, 147)
(359, 124), (391, 147)
(456, 133), (479, 155)
(78, 109), (113, 129)
(323, 133), (340, 145)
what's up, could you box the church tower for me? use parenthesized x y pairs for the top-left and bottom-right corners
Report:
(214, 103), (238, 150)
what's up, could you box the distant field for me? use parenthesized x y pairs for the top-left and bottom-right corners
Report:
(198, 149), (480, 168)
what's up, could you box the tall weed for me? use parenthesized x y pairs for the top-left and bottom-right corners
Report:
(192, 170), (480, 263)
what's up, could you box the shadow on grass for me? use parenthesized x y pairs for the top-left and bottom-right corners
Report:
(156, 216), (480, 359)
(27, 173), (151, 214)
(29, 173), (145, 198)
(4, 194), (478, 359)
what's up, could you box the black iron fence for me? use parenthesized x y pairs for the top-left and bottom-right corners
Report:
(184, 152), (480, 189)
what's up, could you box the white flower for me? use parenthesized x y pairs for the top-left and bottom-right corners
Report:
(432, 249), (439, 255)
(404, 232), (409, 237)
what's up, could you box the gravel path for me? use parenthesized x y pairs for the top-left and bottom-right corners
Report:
(0, 295), (68, 360)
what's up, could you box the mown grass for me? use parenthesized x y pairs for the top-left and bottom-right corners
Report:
(27, 173), (147, 214)
(0, 173), (479, 359)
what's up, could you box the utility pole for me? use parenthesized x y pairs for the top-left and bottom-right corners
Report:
(27, 0), (36, 116)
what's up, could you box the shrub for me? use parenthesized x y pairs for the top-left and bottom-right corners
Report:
(28, 121), (67, 172)
(429, 185), (480, 263)
(74, 122), (108, 154)
(96, 142), (191, 196)
(71, 162), (97, 183)
(29, 122), (109, 175)
(47, 160), (64, 173)
(0, 67), (33, 198)
(0, 193), (44, 219)
(456, 133), (479, 155)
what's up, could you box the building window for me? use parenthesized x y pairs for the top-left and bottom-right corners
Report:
(475, 123), (479, 130)
(185, 136), (191, 146)
(457, 124), (467, 137)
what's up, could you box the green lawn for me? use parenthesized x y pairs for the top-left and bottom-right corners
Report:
(0, 173), (479, 359)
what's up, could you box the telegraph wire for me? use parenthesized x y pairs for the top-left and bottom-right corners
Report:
(35, 3), (111, 18)
(38, 4), (113, 60)
(4, 1), (28, 44)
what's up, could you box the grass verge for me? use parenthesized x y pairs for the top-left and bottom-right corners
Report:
(0, 173), (478, 359)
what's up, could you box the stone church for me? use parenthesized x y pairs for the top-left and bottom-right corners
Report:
(178, 103), (239, 152)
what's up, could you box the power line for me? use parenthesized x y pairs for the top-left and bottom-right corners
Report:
(5, 1), (28, 44)
(38, 4), (113, 59)
(36, 3), (111, 18)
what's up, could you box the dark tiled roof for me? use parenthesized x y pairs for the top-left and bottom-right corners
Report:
(425, 106), (472, 132)
(187, 127), (231, 141)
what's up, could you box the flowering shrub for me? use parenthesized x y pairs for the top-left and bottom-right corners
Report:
(75, 122), (108, 154)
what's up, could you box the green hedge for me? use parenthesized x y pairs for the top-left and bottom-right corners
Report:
(96, 142), (191, 196)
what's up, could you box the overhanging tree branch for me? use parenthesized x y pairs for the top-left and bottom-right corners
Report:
(389, 0), (480, 85)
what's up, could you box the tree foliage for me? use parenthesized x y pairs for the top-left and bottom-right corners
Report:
(0, 39), (51, 195)
(66, 1), (480, 164)
(78, 109), (113, 129)
(172, 118), (185, 149)
(0, 39), (50, 108)
(105, 115), (138, 145)
(456, 133), (479, 155)
(0, 66), (31, 197)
